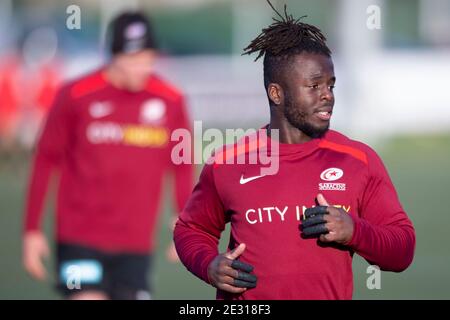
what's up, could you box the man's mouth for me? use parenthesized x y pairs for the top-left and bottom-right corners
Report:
(314, 107), (333, 121)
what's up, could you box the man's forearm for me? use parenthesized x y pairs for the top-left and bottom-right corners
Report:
(173, 220), (219, 284)
(347, 216), (415, 272)
(24, 151), (56, 233)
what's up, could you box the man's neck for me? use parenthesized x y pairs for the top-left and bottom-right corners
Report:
(104, 64), (124, 89)
(268, 113), (313, 144)
(104, 64), (147, 92)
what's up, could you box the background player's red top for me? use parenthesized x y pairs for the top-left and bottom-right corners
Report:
(174, 129), (415, 299)
(24, 69), (193, 254)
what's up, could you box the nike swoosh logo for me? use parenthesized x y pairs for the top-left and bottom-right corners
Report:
(89, 102), (114, 118)
(240, 174), (266, 185)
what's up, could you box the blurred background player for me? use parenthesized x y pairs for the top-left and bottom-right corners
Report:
(22, 11), (193, 300)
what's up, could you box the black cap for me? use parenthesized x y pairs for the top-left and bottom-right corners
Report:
(109, 12), (156, 55)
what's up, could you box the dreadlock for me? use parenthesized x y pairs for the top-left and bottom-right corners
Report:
(243, 0), (331, 101)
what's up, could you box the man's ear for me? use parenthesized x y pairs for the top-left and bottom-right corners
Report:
(268, 83), (283, 106)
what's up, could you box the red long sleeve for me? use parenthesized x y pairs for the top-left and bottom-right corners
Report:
(170, 96), (194, 214)
(174, 164), (224, 283)
(347, 146), (416, 271)
(174, 129), (415, 299)
(24, 86), (72, 232)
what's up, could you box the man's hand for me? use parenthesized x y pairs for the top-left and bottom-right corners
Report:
(167, 216), (181, 263)
(301, 193), (354, 245)
(207, 243), (257, 294)
(166, 241), (180, 263)
(23, 230), (50, 280)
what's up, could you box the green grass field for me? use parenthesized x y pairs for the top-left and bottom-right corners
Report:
(1, 134), (449, 299)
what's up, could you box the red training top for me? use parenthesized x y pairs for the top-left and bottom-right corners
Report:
(174, 128), (415, 299)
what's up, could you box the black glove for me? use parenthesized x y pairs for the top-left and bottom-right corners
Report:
(301, 205), (329, 237)
(230, 260), (258, 288)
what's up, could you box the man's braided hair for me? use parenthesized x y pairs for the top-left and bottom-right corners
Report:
(242, 0), (331, 101)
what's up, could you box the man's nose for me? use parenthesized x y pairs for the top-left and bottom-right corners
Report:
(321, 87), (333, 102)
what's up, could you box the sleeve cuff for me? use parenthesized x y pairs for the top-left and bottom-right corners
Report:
(346, 214), (364, 249)
(200, 253), (217, 285)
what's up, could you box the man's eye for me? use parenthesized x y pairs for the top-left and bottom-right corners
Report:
(309, 84), (319, 89)
(329, 85), (335, 90)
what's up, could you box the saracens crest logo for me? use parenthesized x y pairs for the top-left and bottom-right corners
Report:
(319, 168), (346, 191)
(140, 99), (166, 124)
(320, 168), (344, 181)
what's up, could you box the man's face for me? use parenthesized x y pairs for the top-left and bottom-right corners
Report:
(113, 49), (156, 91)
(281, 53), (335, 138)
